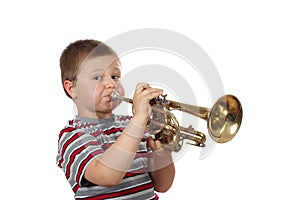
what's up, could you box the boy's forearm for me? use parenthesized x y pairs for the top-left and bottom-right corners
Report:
(151, 161), (175, 192)
(85, 118), (145, 187)
(149, 149), (175, 192)
(85, 132), (142, 187)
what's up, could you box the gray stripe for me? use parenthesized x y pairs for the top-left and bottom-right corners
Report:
(57, 115), (155, 199)
(75, 173), (153, 197)
(107, 188), (156, 200)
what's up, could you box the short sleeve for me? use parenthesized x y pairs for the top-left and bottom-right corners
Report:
(56, 128), (104, 192)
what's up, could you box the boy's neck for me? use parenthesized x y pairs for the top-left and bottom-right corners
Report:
(75, 115), (115, 124)
(77, 110), (113, 120)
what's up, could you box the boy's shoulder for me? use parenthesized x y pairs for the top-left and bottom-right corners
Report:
(58, 115), (133, 140)
(58, 119), (79, 141)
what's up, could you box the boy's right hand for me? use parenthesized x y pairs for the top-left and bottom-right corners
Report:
(132, 83), (163, 127)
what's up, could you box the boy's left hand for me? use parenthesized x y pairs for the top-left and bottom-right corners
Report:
(146, 137), (163, 151)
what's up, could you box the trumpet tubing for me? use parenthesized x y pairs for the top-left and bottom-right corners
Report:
(111, 91), (242, 152)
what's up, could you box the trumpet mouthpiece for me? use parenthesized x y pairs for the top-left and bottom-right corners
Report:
(111, 91), (119, 100)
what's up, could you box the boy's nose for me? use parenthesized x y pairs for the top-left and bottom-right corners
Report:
(103, 77), (116, 88)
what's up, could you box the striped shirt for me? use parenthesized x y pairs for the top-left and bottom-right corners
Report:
(56, 115), (159, 200)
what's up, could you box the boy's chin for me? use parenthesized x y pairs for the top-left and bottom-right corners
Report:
(96, 104), (115, 113)
(113, 100), (122, 109)
(94, 108), (113, 118)
(95, 99), (121, 112)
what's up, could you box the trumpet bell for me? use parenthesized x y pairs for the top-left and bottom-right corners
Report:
(208, 95), (243, 143)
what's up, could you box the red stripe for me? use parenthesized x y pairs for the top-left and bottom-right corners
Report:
(99, 182), (154, 199)
(71, 149), (102, 193)
(135, 152), (152, 158)
(58, 131), (85, 167)
(77, 182), (154, 200)
(91, 129), (102, 137)
(124, 170), (148, 178)
(103, 127), (124, 135)
(65, 141), (103, 179)
(73, 183), (80, 193)
(116, 115), (132, 121)
(75, 149), (103, 184)
(59, 127), (76, 140)
(91, 127), (124, 137)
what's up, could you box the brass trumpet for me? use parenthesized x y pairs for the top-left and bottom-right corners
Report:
(111, 91), (243, 152)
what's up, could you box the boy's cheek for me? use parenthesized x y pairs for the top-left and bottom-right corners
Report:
(115, 83), (125, 96)
(90, 83), (103, 95)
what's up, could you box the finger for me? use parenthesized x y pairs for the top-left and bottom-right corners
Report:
(141, 88), (163, 100)
(154, 140), (163, 149)
(135, 83), (150, 93)
(146, 137), (156, 150)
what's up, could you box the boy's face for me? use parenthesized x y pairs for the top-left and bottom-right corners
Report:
(73, 55), (124, 119)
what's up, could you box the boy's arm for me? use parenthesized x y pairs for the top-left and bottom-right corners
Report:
(85, 84), (163, 187)
(84, 124), (142, 187)
(147, 138), (176, 192)
(150, 156), (175, 192)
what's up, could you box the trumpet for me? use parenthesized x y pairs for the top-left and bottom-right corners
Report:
(111, 91), (243, 152)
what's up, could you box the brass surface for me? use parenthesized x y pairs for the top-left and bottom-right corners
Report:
(111, 91), (242, 152)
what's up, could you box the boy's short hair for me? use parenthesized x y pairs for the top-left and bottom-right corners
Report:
(60, 39), (118, 98)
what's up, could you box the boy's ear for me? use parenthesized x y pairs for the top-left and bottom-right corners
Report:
(64, 80), (77, 99)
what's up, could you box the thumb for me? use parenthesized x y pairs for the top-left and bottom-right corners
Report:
(154, 139), (163, 150)
(146, 137), (156, 150)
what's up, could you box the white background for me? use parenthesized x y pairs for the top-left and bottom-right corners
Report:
(1, 0), (299, 199)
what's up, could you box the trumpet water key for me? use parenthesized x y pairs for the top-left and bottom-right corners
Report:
(111, 91), (243, 152)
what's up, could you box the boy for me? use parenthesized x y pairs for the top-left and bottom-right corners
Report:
(56, 39), (175, 199)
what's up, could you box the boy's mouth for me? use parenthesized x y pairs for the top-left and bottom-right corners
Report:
(102, 95), (111, 100)
(102, 92), (114, 102)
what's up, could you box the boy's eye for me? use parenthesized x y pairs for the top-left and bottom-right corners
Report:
(92, 76), (101, 81)
(112, 75), (120, 80)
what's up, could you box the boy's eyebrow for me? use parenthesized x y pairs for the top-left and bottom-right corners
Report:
(88, 66), (121, 75)
(115, 65), (122, 70)
(88, 67), (106, 75)
(114, 66), (121, 73)
(89, 69), (103, 73)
